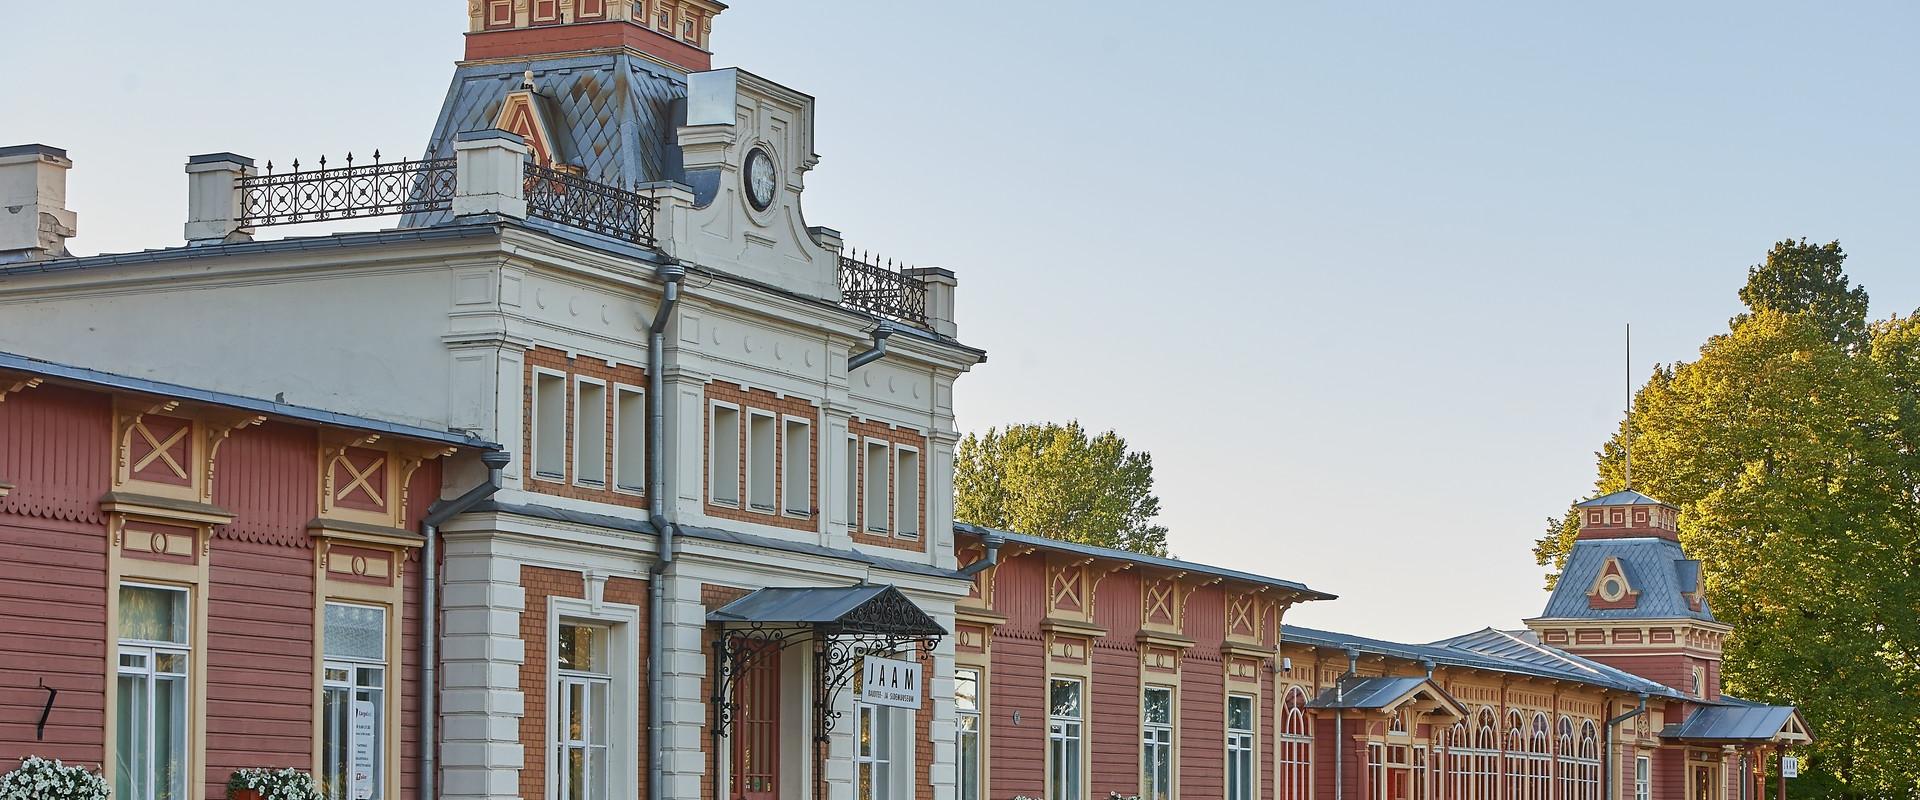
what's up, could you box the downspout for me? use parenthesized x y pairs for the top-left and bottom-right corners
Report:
(1603, 694), (1649, 800)
(847, 322), (895, 372)
(957, 531), (1005, 578)
(647, 262), (685, 800)
(1336, 648), (1359, 800)
(421, 447), (512, 800)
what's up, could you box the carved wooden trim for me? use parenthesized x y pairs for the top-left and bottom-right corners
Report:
(0, 376), (43, 402)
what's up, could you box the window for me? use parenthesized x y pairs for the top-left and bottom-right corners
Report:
(556, 623), (611, 800)
(575, 379), (607, 487)
(894, 447), (919, 538)
(746, 412), (777, 512)
(710, 403), (740, 506)
(956, 669), (982, 800)
(1635, 757), (1651, 800)
(1142, 687), (1173, 800)
(322, 603), (388, 800)
(1278, 688), (1312, 800)
(116, 584), (190, 800)
(614, 387), (645, 493)
(783, 418), (811, 516)
(1048, 679), (1082, 800)
(863, 439), (890, 533)
(856, 703), (893, 800)
(1367, 745), (1385, 800)
(533, 371), (568, 480)
(1228, 695), (1255, 800)
(843, 435), (859, 525)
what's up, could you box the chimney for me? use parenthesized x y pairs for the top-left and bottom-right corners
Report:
(0, 144), (78, 263)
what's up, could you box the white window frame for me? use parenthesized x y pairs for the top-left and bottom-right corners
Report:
(1635, 757), (1651, 800)
(555, 622), (611, 800)
(612, 385), (646, 495)
(855, 702), (894, 800)
(709, 401), (742, 508)
(745, 410), (778, 514)
(1227, 693), (1256, 800)
(115, 582), (192, 800)
(1142, 686), (1174, 800)
(547, 598), (638, 800)
(893, 444), (920, 539)
(322, 601), (390, 800)
(1048, 678), (1083, 800)
(843, 434), (860, 528)
(531, 368), (570, 482)
(956, 668), (983, 800)
(782, 416), (813, 517)
(863, 438), (891, 534)
(573, 376), (609, 489)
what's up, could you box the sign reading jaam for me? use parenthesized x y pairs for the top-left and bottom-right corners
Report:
(861, 656), (923, 710)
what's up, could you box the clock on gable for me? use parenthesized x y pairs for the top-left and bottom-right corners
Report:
(744, 147), (777, 211)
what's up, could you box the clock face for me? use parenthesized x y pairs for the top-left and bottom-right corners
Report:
(745, 148), (777, 211)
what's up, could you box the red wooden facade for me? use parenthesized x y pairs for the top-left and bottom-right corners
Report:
(0, 367), (461, 800)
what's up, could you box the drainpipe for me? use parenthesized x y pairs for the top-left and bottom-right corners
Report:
(847, 322), (895, 372)
(1335, 648), (1359, 800)
(421, 448), (512, 800)
(957, 531), (1005, 578)
(647, 261), (685, 800)
(1602, 694), (1649, 800)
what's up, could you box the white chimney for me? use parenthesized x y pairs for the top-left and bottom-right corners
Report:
(0, 144), (78, 263)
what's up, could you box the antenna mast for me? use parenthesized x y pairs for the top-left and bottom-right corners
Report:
(1625, 323), (1633, 491)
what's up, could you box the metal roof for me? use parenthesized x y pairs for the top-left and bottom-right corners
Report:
(1575, 489), (1675, 508)
(1537, 537), (1716, 622)
(955, 524), (1335, 601)
(1661, 703), (1806, 743)
(1283, 625), (1685, 699)
(708, 584), (947, 637)
(0, 350), (496, 450)
(1306, 676), (1436, 710)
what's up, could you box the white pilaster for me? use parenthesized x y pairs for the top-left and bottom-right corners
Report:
(440, 532), (528, 800)
(453, 130), (530, 219)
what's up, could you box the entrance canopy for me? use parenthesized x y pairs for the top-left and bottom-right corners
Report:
(707, 584), (947, 638)
(1307, 676), (1470, 721)
(1661, 702), (1811, 745)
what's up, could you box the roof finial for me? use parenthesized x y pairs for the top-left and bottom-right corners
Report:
(1625, 322), (1633, 491)
(522, 69), (538, 92)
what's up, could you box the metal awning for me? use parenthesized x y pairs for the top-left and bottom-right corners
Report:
(707, 584), (947, 638)
(1661, 703), (1812, 745)
(1308, 676), (1471, 720)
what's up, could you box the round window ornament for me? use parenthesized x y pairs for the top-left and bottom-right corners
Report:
(1600, 576), (1626, 601)
(744, 147), (777, 211)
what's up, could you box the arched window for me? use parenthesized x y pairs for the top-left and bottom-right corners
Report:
(1573, 721), (1602, 800)
(1278, 687), (1313, 800)
(1558, 716), (1575, 757)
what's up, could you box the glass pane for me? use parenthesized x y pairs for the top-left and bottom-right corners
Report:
(1155, 741), (1172, 797)
(326, 667), (351, 683)
(156, 673), (187, 800)
(858, 763), (874, 800)
(589, 747), (607, 800)
(858, 705), (873, 758)
(324, 604), (387, 662)
(958, 725), (980, 800)
(955, 669), (979, 712)
(120, 585), (188, 644)
(558, 623), (608, 673)
(1050, 679), (1081, 720)
(116, 673), (149, 800)
(566, 747), (587, 800)
(358, 666), (385, 688)
(1144, 687), (1171, 725)
(588, 682), (609, 746)
(1228, 695), (1254, 731)
(568, 682), (587, 743)
(323, 685), (349, 800)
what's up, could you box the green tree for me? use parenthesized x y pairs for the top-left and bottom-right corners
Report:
(954, 422), (1170, 556)
(1537, 242), (1920, 799)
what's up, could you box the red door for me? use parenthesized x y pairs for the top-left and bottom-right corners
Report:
(732, 644), (781, 800)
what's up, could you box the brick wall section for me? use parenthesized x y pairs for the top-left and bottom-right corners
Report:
(520, 566), (588, 800)
(524, 346), (649, 509)
(702, 382), (818, 532)
(914, 647), (934, 800)
(846, 417), (927, 553)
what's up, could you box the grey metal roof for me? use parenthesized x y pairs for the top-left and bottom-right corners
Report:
(1537, 537), (1716, 622)
(1661, 703), (1803, 742)
(1283, 625), (1685, 699)
(407, 53), (688, 227)
(955, 524), (1334, 601)
(1305, 676), (1437, 710)
(0, 350), (496, 450)
(1575, 489), (1675, 508)
(707, 584), (947, 637)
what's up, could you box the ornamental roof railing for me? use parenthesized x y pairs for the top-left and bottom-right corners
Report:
(838, 250), (929, 328)
(237, 153), (457, 227)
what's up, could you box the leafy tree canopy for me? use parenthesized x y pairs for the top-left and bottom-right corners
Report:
(955, 421), (1170, 556)
(1735, 238), (1871, 350)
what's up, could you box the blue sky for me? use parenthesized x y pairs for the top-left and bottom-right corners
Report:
(8, 1), (1917, 640)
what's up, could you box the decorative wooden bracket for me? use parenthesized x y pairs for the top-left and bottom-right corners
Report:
(1, 376), (43, 403)
(114, 399), (184, 476)
(201, 413), (268, 503)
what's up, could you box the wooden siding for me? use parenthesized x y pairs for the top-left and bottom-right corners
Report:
(203, 536), (315, 794)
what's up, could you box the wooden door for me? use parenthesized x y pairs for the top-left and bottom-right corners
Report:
(1692, 765), (1718, 800)
(732, 645), (782, 800)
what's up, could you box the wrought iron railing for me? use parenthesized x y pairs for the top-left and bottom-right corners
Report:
(838, 250), (929, 327)
(238, 153), (457, 226)
(523, 163), (659, 250)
